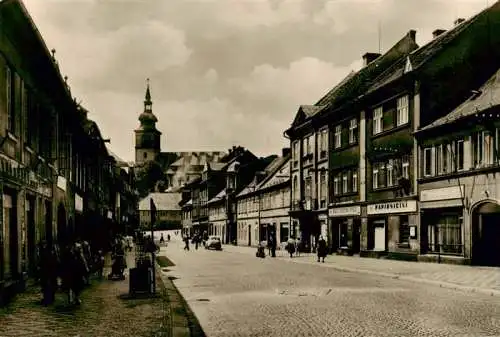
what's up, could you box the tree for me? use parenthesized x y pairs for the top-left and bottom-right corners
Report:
(136, 160), (166, 198)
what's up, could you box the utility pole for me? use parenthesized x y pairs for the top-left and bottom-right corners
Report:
(149, 198), (156, 295)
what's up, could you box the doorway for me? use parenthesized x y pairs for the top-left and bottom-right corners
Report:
(2, 192), (18, 280)
(45, 201), (53, 244)
(248, 225), (251, 246)
(472, 202), (500, 267)
(352, 219), (361, 254)
(26, 196), (36, 275)
(57, 203), (67, 244)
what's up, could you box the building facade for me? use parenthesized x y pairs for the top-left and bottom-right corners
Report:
(138, 192), (182, 230)
(415, 68), (500, 266)
(0, 0), (137, 303)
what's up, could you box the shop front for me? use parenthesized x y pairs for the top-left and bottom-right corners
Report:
(419, 185), (466, 264)
(364, 199), (418, 259)
(328, 205), (361, 255)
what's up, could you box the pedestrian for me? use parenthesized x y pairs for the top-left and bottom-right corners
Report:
(286, 237), (296, 258)
(183, 235), (190, 251)
(317, 236), (327, 263)
(195, 235), (199, 250)
(167, 234), (171, 242)
(160, 234), (165, 244)
(269, 233), (276, 258)
(38, 241), (58, 306)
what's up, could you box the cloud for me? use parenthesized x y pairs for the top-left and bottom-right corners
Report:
(229, 57), (364, 118)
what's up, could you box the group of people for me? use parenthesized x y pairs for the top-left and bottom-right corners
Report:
(182, 231), (208, 251)
(38, 238), (105, 306)
(285, 236), (327, 262)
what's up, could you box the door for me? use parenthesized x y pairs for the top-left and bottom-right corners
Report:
(352, 219), (361, 254)
(26, 197), (36, 275)
(480, 214), (500, 266)
(373, 220), (386, 251)
(248, 225), (251, 246)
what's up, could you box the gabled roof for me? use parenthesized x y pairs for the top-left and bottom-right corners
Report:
(368, 4), (495, 94)
(237, 154), (290, 197)
(418, 67), (500, 133)
(208, 189), (226, 205)
(257, 156), (290, 191)
(290, 105), (327, 127)
(139, 192), (182, 211)
(316, 30), (418, 109)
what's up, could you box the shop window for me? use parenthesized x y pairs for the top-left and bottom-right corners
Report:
(398, 215), (410, 245)
(427, 214), (462, 255)
(280, 223), (289, 242)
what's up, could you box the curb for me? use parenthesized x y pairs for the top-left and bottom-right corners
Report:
(156, 262), (206, 337)
(222, 246), (500, 297)
(276, 257), (500, 297)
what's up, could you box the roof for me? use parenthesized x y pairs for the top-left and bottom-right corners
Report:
(418, 67), (500, 132)
(106, 145), (127, 165)
(316, 30), (418, 108)
(138, 192), (182, 211)
(368, 5), (493, 94)
(257, 155), (290, 190)
(237, 154), (290, 197)
(208, 189), (226, 204)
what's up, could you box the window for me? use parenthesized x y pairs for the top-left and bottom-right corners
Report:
(292, 141), (299, 167)
(352, 171), (358, 192)
(386, 159), (394, 186)
(319, 129), (328, 158)
(143, 152), (147, 159)
(333, 177), (340, 195)
(456, 140), (464, 170)
(372, 168), (379, 189)
(373, 107), (383, 134)
(473, 131), (494, 167)
(307, 135), (313, 155)
(427, 214), (463, 255)
(5, 66), (14, 133)
(319, 171), (327, 208)
(280, 223), (289, 243)
(396, 95), (409, 126)
(304, 176), (312, 199)
(423, 148), (432, 176)
(293, 176), (299, 200)
(342, 174), (348, 193)
(349, 118), (358, 144)
(398, 215), (410, 244)
(334, 125), (342, 148)
(402, 160), (410, 179)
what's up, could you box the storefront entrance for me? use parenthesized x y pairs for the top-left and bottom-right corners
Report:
(472, 201), (500, 267)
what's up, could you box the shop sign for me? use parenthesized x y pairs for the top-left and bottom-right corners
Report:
(75, 194), (83, 212)
(367, 200), (417, 215)
(57, 176), (67, 192)
(328, 205), (361, 217)
(420, 185), (463, 202)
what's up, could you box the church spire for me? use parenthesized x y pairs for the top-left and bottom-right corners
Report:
(144, 78), (152, 112)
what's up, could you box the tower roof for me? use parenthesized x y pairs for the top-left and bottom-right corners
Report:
(138, 78), (159, 125)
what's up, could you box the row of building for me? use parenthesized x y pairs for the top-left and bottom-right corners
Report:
(0, 0), (138, 303)
(180, 3), (500, 267)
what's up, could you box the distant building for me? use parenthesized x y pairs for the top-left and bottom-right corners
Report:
(133, 80), (225, 190)
(138, 192), (182, 230)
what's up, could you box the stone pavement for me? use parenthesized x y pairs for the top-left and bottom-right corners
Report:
(0, 251), (172, 337)
(222, 244), (500, 296)
(162, 240), (500, 337)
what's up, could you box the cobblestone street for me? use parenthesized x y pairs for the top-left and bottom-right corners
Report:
(0, 252), (169, 337)
(162, 239), (500, 337)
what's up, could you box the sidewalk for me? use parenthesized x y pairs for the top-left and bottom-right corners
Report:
(223, 244), (500, 296)
(0, 251), (172, 337)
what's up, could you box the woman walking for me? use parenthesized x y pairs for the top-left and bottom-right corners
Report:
(317, 236), (327, 263)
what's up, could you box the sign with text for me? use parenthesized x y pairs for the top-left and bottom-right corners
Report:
(420, 185), (464, 202)
(328, 205), (361, 217)
(367, 200), (417, 215)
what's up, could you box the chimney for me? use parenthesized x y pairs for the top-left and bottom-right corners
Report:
(454, 18), (465, 26)
(362, 52), (381, 66)
(408, 29), (417, 42)
(281, 147), (291, 157)
(432, 29), (446, 39)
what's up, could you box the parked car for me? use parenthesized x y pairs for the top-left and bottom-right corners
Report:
(205, 236), (222, 250)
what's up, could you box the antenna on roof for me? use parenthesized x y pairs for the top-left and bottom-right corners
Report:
(378, 20), (382, 54)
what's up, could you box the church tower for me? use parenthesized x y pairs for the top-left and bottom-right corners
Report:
(135, 79), (162, 165)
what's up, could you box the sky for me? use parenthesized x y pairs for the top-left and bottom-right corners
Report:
(22, 0), (489, 162)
